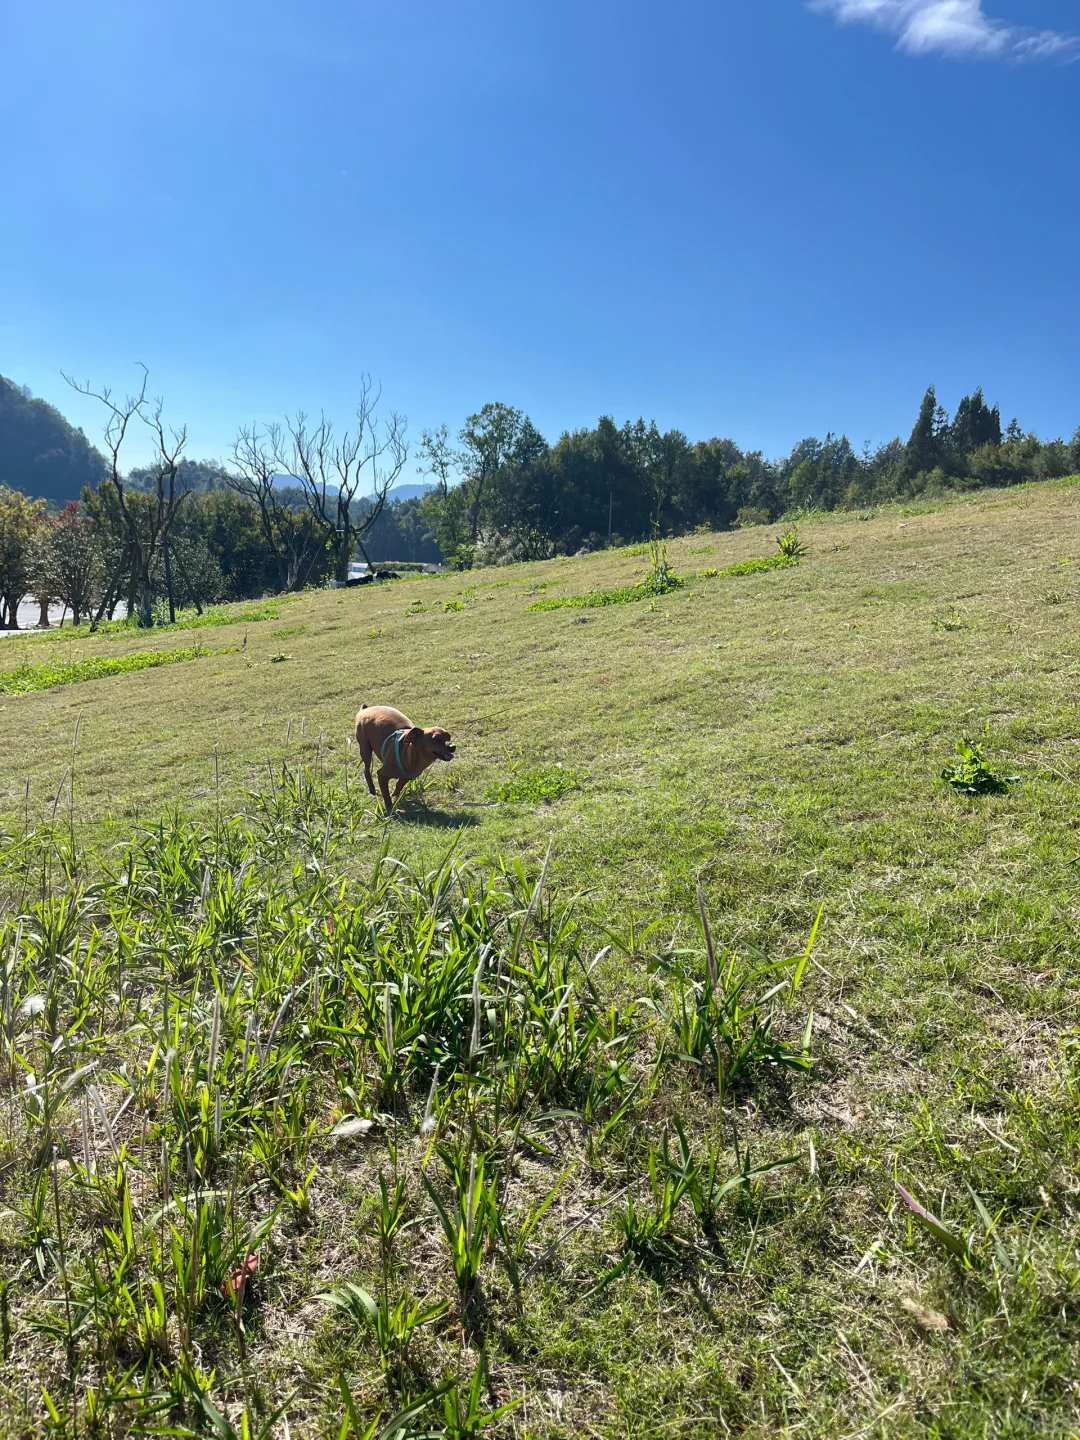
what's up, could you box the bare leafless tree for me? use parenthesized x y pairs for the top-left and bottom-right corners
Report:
(225, 422), (326, 592)
(63, 367), (190, 627)
(273, 377), (408, 579)
(143, 398), (189, 623)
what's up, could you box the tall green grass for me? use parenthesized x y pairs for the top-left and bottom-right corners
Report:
(0, 643), (228, 695)
(0, 761), (818, 1437)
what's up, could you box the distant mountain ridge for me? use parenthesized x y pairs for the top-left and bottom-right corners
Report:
(0, 375), (107, 503)
(385, 481), (435, 502)
(270, 475), (433, 503)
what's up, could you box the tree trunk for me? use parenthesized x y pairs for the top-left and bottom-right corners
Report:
(338, 519), (351, 583)
(137, 572), (153, 628)
(37, 597), (51, 629)
(90, 548), (129, 632)
(163, 536), (176, 623)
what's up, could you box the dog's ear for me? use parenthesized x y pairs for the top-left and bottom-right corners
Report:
(402, 727), (426, 745)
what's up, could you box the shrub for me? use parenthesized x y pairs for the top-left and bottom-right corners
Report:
(736, 506), (770, 528)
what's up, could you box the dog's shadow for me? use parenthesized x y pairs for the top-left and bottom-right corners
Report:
(388, 800), (480, 828)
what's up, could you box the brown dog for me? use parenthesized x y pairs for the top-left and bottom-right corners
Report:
(355, 703), (456, 813)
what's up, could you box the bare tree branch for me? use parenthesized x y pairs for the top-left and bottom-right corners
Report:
(270, 376), (408, 581)
(225, 422), (325, 591)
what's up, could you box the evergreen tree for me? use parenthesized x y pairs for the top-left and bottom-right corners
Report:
(951, 388), (1002, 456)
(904, 386), (940, 476)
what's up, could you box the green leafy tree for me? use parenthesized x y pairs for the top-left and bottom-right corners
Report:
(418, 424), (473, 568)
(620, 419), (690, 533)
(178, 489), (277, 599)
(45, 502), (104, 625)
(0, 484), (45, 628)
(481, 417), (557, 560)
(459, 402), (529, 547)
(163, 533), (225, 611)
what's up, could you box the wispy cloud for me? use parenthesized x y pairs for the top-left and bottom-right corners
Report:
(810, 0), (1079, 61)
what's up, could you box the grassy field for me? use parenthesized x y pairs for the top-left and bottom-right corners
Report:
(1, 480), (1080, 1438)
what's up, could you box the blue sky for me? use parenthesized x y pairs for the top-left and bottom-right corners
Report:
(1, 1), (1077, 478)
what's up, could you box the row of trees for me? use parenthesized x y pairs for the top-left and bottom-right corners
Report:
(0, 370), (412, 628)
(416, 388), (1080, 567)
(0, 491), (102, 629)
(1, 375), (1078, 624)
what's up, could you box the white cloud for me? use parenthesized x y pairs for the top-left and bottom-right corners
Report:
(810, 0), (1079, 60)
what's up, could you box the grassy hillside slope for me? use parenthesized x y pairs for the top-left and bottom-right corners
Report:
(1, 481), (1079, 1438)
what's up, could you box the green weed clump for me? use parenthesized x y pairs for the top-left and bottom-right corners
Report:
(487, 764), (579, 804)
(941, 729), (1019, 796)
(530, 541), (683, 611)
(700, 527), (806, 580)
(776, 526), (809, 559)
(931, 612), (966, 631)
(702, 554), (800, 579)
(528, 585), (640, 611)
(0, 643), (226, 695)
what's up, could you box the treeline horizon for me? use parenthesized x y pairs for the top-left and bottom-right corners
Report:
(1, 374), (1078, 627)
(412, 385), (1080, 568)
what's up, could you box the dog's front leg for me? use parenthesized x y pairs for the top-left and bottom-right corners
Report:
(377, 768), (395, 815)
(390, 778), (407, 812)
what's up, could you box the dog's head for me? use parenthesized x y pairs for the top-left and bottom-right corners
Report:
(403, 725), (456, 762)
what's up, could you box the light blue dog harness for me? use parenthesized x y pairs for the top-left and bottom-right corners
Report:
(380, 728), (408, 776)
